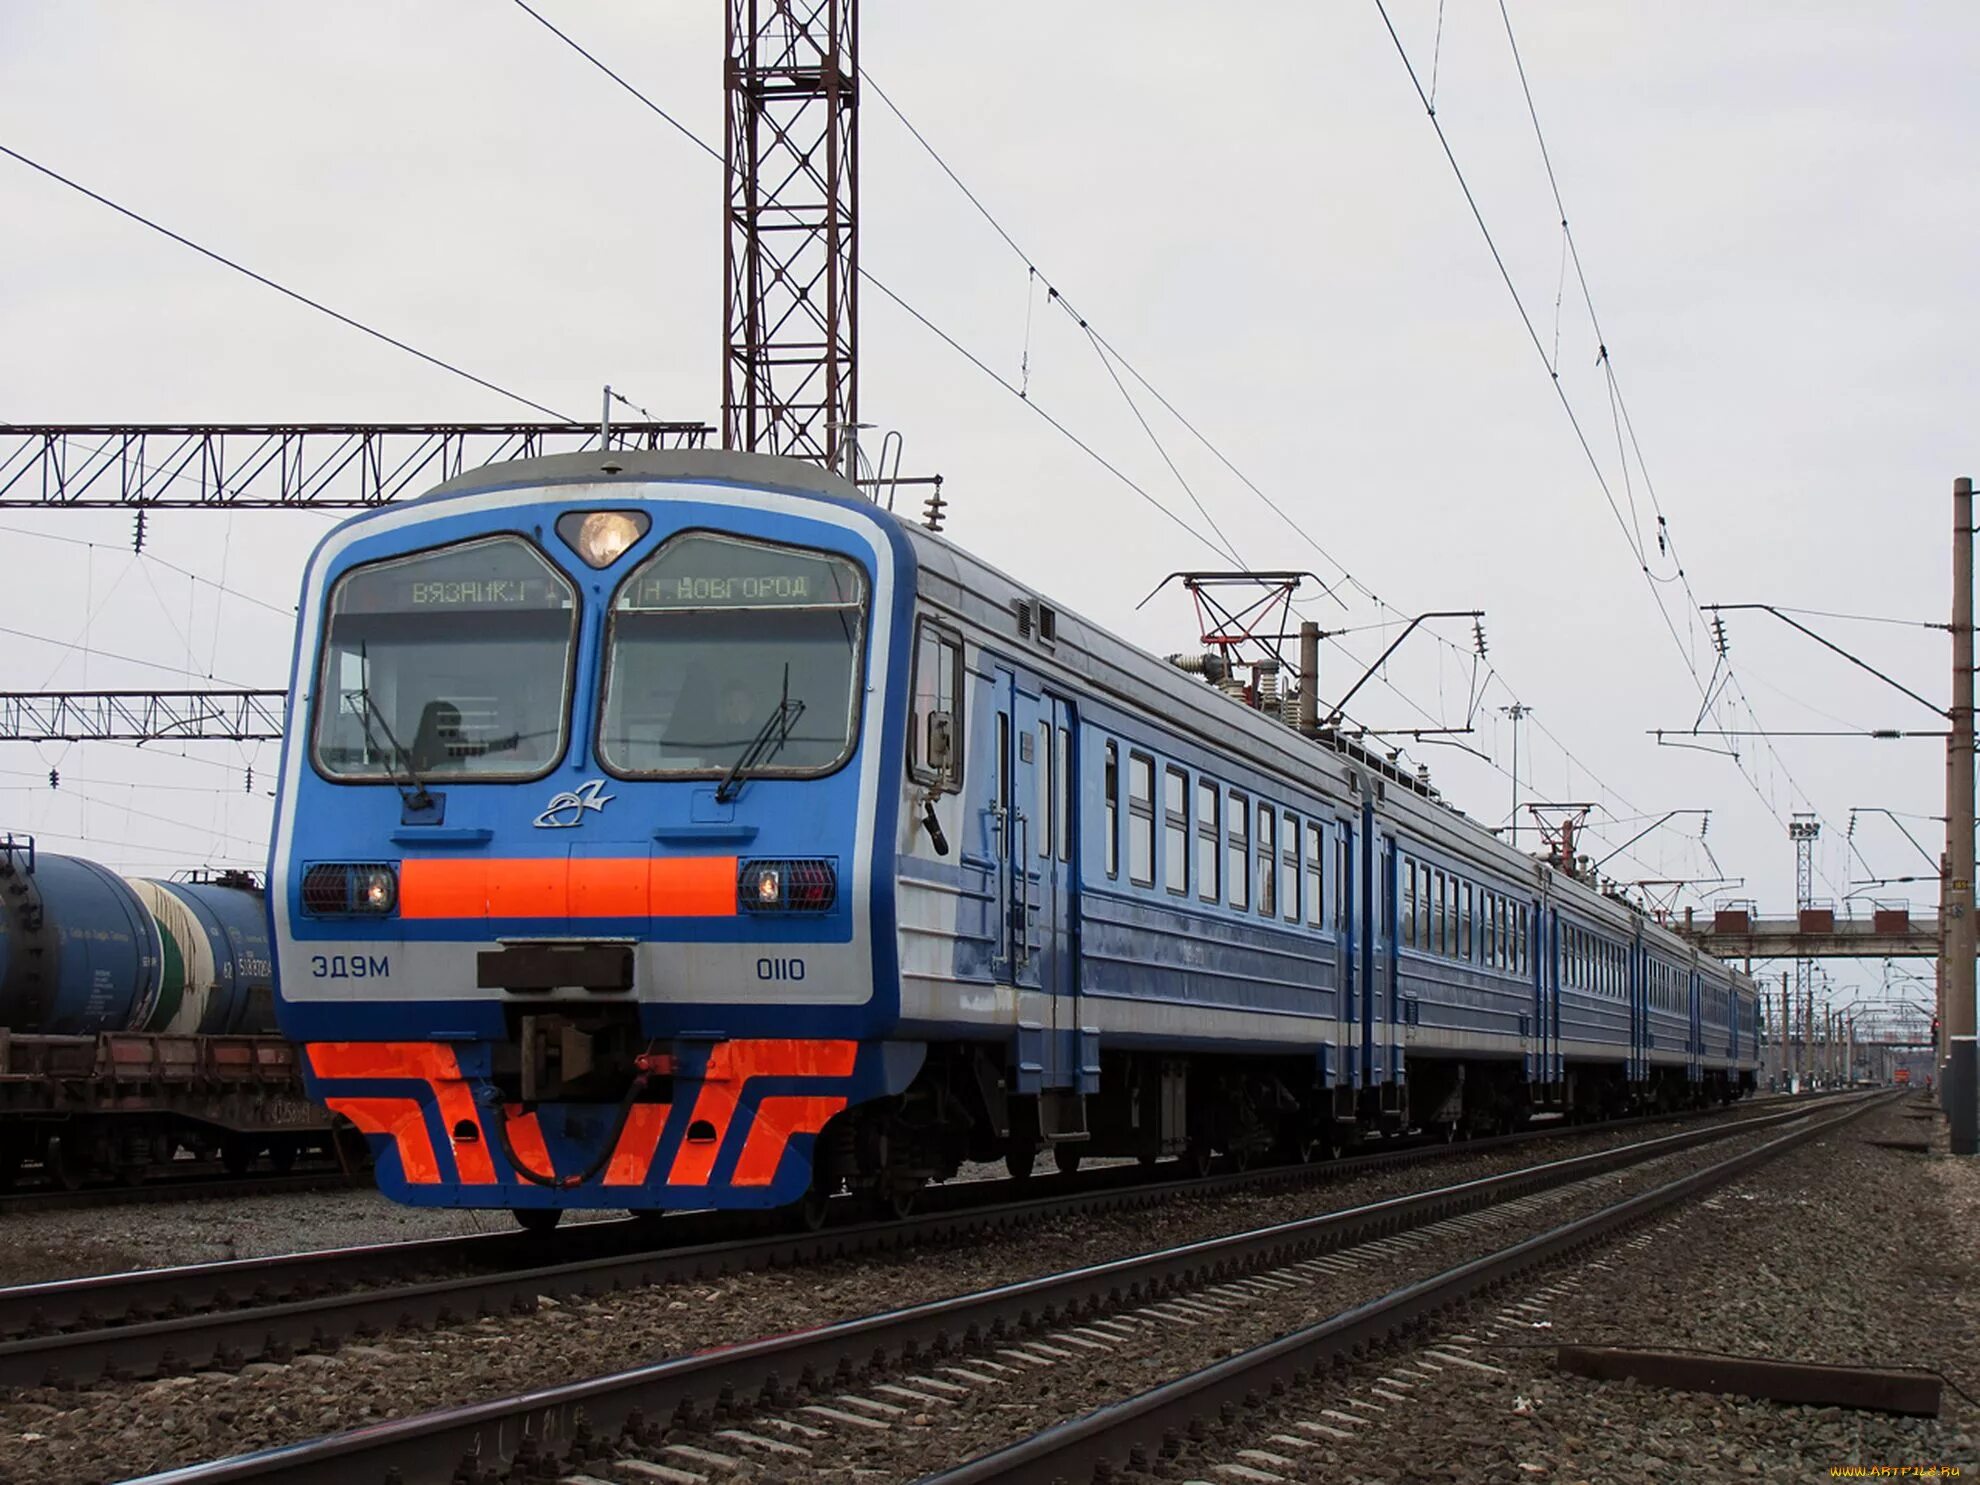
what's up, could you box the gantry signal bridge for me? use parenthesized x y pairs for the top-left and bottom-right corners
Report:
(1672, 903), (1941, 960)
(0, 422), (711, 509)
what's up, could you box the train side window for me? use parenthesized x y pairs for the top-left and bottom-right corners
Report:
(1103, 742), (1119, 879)
(1128, 751), (1155, 887)
(1517, 906), (1528, 975)
(1484, 893), (1497, 968)
(1163, 766), (1189, 896)
(1037, 723), (1052, 859)
(1459, 882), (1473, 962)
(1334, 827), (1349, 933)
(1433, 871), (1447, 956)
(1197, 780), (1221, 902)
(909, 622), (964, 790)
(1418, 863), (1431, 949)
(1056, 727), (1071, 862)
(1492, 895), (1504, 969)
(996, 713), (1010, 815)
(1282, 812), (1300, 923)
(1229, 792), (1251, 911)
(1256, 804), (1276, 917)
(1306, 822), (1324, 928)
(1401, 856), (1417, 946)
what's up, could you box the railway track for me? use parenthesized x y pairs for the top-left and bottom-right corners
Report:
(922, 1089), (1897, 1484)
(0, 1095), (1829, 1378)
(107, 1092), (1883, 1485)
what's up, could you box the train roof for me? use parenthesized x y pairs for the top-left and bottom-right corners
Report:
(404, 451), (1749, 988)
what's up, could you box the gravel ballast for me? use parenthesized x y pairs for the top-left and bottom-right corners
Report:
(0, 1106), (1821, 1484)
(1177, 1095), (1976, 1484)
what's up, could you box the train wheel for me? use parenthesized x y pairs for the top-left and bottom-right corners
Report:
(1053, 1145), (1082, 1176)
(1004, 1144), (1036, 1181)
(267, 1140), (300, 1175)
(43, 1135), (89, 1191)
(221, 1139), (256, 1177)
(873, 1179), (922, 1221)
(512, 1208), (563, 1235)
(796, 1185), (833, 1232)
(1182, 1139), (1215, 1179)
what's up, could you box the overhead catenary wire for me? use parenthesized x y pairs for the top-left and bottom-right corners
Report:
(0, 142), (577, 422)
(1372, 0), (1859, 899)
(862, 20), (1720, 888)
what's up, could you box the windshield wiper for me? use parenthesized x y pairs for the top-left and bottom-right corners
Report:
(716, 665), (806, 804)
(347, 649), (434, 811)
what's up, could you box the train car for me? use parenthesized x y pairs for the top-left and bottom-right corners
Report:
(269, 450), (1757, 1229)
(0, 838), (332, 1186)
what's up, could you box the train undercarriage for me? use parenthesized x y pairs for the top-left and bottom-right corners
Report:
(795, 1043), (1756, 1219)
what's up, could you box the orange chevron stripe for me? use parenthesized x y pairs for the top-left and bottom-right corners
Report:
(324, 1095), (440, 1184)
(502, 1105), (555, 1181)
(733, 1095), (847, 1186)
(307, 1041), (494, 1184)
(603, 1103), (674, 1186)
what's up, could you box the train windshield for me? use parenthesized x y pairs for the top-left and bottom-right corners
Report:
(598, 532), (867, 779)
(312, 536), (578, 782)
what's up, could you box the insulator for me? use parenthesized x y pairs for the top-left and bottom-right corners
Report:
(922, 485), (947, 533)
(47, 769), (58, 790)
(1166, 652), (1229, 684)
(132, 509), (148, 554)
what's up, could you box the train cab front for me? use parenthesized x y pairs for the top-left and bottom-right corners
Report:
(270, 453), (918, 1221)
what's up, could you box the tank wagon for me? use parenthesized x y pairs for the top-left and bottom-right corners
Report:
(269, 450), (1759, 1231)
(0, 837), (334, 1186)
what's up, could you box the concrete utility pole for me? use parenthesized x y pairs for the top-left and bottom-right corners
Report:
(1949, 475), (1977, 1154)
(1781, 971), (1792, 1090)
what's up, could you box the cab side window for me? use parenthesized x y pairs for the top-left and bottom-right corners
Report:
(909, 621), (964, 790)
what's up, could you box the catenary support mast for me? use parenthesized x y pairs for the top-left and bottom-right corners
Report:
(723, 0), (858, 474)
(1948, 475), (1977, 1152)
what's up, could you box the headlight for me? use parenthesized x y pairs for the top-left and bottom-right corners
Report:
(301, 862), (400, 917)
(755, 866), (783, 906)
(738, 859), (837, 914)
(557, 509), (650, 569)
(358, 867), (397, 913)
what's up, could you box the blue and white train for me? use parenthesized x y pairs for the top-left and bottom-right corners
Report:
(269, 450), (1759, 1228)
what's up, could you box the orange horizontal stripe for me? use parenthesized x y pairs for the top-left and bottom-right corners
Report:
(308, 1040), (463, 1083)
(399, 856), (738, 919)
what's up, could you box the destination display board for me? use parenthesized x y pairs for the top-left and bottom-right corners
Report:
(333, 537), (574, 615)
(617, 534), (864, 610)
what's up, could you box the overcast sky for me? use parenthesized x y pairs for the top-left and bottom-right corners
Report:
(3, 1), (1974, 1023)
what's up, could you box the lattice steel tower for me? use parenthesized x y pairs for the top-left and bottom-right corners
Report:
(723, 0), (858, 473)
(1790, 813), (1821, 1081)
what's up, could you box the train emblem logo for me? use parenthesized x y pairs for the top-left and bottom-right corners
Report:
(533, 779), (615, 829)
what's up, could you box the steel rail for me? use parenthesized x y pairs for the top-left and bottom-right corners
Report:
(0, 1093), (1822, 1345)
(115, 1095), (1876, 1485)
(920, 1091), (1898, 1484)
